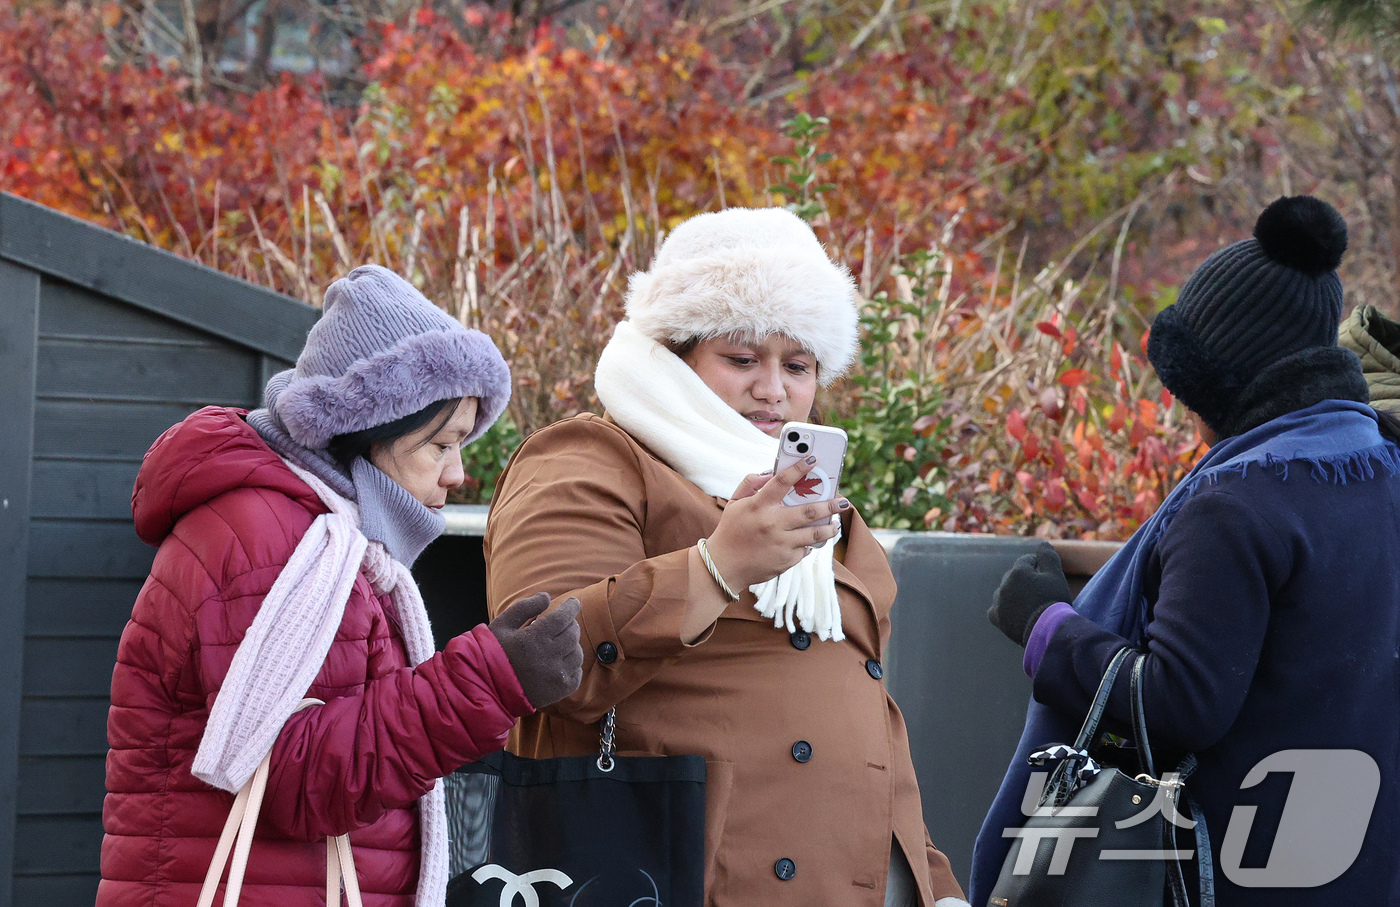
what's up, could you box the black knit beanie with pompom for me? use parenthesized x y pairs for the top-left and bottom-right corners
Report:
(1147, 195), (1352, 436)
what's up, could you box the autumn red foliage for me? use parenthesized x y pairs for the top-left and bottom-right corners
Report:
(4, 0), (1362, 538)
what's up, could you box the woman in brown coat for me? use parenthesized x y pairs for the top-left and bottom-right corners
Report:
(483, 208), (968, 906)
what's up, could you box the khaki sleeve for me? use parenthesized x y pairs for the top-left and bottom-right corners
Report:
(484, 418), (708, 724)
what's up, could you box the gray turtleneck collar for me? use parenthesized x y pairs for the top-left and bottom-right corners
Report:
(247, 406), (445, 567)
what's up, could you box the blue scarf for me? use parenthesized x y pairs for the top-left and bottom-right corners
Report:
(968, 399), (1400, 904)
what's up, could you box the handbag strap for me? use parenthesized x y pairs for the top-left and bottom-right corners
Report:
(1128, 659), (1215, 907)
(1162, 783), (1216, 907)
(1129, 653), (1155, 778)
(197, 698), (364, 907)
(597, 707), (617, 772)
(1188, 790), (1216, 907)
(1070, 647), (1135, 751)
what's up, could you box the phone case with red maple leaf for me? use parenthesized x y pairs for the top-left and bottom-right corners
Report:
(773, 422), (848, 546)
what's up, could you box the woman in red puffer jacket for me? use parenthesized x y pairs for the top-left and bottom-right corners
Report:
(99, 265), (583, 907)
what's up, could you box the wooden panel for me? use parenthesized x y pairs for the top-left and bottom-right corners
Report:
(26, 519), (153, 580)
(24, 578), (143, 638)
(29, 459), (140, 521)
(259, 352), (293, 389)
(0, 259), (40, 907)
(0, 193), (318, 361)
(16, 757), (106, 817)
(22, 639), (119, 698)
(38, 278), (211, 343)
(11, 874), (100, 904)
(11, 815), (101, 875)
(36, 337), (259, 406)
(19, 698), (109, 758)
(32, 399), (198, 461)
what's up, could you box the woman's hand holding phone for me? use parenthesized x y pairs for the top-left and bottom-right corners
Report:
(704, 457), (849, 591)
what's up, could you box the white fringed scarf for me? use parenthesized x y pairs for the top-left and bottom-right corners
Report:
(594, 320), (844, 641)
(192, 460), (448, 907)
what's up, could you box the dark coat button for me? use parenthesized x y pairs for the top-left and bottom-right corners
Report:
(791, 740), (812, 763)
(774, 858), (796, 880)
(596, 641), (618, 664)
(790, 630), (811, 650)
(866, 658), (884, 680)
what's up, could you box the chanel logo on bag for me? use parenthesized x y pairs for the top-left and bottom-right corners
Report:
(471, 864), (574, 907)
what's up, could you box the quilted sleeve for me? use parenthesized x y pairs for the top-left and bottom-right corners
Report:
(258, 624), (532, 840)
(181, 486), (534, 841)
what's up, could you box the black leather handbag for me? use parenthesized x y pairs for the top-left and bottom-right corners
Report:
(988, 648), (1215, 907)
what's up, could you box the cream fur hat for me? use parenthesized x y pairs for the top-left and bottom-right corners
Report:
(625, 207), (859, 385)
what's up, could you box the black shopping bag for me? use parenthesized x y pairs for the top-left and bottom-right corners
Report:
(444, 710), (706, 907)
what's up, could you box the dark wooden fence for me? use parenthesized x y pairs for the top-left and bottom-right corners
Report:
(0, 192), (318, 906)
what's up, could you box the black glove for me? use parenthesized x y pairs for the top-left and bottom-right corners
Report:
(488, 592), (584, 708)
(988, 541), (1071, 647)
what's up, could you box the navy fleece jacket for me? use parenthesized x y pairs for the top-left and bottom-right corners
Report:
(1030, 467), (1400, 904)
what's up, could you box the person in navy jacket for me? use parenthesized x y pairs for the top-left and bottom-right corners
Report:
(974, 196), (1400, 906)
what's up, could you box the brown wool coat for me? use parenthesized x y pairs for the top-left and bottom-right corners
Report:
(483, 413), (964, 906)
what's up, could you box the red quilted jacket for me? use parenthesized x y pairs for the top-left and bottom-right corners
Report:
(99, 406), (532, 907)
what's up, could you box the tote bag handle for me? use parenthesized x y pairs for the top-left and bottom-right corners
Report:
(196, 698), (364, 907)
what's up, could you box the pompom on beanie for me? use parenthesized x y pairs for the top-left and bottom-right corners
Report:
(274, 265), (511, 448)
(1147, 195), (1354, 436)
(624, 207), (860, 385)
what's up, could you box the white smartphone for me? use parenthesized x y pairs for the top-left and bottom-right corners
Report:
(773, 422), (848, 545)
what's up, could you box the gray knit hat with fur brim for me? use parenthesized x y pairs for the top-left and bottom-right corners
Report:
(275, 265), (511, 449)
(625, 207), (859, 385)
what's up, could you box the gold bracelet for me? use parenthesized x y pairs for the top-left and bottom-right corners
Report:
(696, 538), (741, 601)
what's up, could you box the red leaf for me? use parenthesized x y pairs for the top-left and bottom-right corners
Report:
(1110, 343), (1123, 374)
(1024, 432), (1040, 461)
(912, 414), (939, 437)
(1108, 405), (1127, 432)
(1059, 368), (1090, 387)
(1044, 482), (1067, 511)
(1075, 487), (1098, 511)
(793, 475), (823, 498)
(1035, 321), (1062, 339)
(1160, 388), (1173, 408)
(1140, 329), (1152, 355)
(1007, 408), (1027, 442)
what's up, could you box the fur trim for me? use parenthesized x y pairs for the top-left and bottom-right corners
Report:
(277, 328), (511, 448)
(625, 208), (859, 385)
(1221, 346), (1368, 437)
(1146, 304), (1250, 435)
